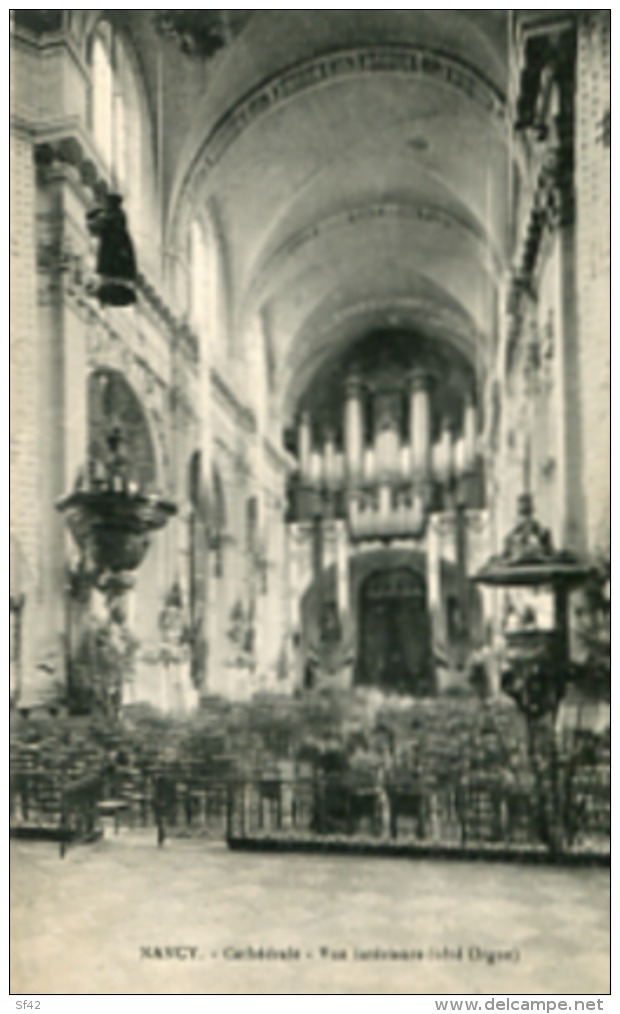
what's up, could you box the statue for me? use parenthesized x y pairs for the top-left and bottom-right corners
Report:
(86, 194), (137, 307)
(502, 492), (554, 564)
(304, 601), (354, 688)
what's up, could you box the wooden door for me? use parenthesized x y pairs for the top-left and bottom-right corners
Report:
(358, 568), (434, 695)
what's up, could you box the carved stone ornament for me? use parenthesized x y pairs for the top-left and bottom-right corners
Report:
(475, 494), (589, 588)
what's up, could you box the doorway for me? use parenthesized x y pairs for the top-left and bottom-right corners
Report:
(357, 567), (434, 695)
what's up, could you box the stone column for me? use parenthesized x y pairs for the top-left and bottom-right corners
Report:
(287, 525), (300, 632)
(312, 513), (324, 628)
(427, 515), (446, 689)
(363, 446), (375, 484)
(453, 435), (466, 480)
(554, 195), (586, 550)
(323, 427), (336, 489)
(463, 394), (477, 473)
(438, 420), (455, 488)
(455, 502), (469, 631)
(344, 375), (364, 483)
(309, 448), (323, 488)
(335, 519), (349, 618)
(409, 369), (433, 481)
(298, 411), (311, 481)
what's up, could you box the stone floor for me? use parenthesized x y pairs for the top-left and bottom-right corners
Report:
(10, 832), (610, 995)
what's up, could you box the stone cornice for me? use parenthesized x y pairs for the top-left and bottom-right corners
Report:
(171, 43), (506, 231)
(32, 118), (114, 203)
(10, 115), (38, 142)
(11, 24), (91, 87)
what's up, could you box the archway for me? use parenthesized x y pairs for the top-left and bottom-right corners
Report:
(357, 567), (434, 695)
(87, 368), (157, 490)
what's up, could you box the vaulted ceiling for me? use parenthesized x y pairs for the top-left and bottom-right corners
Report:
(138, 11), (514, 423)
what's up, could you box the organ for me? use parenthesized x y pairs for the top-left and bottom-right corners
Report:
(293, 369), (481, 541)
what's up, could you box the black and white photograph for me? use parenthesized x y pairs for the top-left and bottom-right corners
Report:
(9, 9), (611, 997)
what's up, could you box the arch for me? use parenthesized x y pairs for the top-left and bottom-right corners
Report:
(90, 23), (114, 166)
(281, 291), (484, 426)
(167, 43), (507, 241)
(85, 326), (170, 490)
(172, 195), (231, 354)
(87, 368), (157, 491)
(85, 18), (155, 258)
(67, 11), (89, 45)
(114, 31), (158, 261)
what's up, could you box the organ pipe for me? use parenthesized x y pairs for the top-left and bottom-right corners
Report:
(344, 375), (364, 481)
(298, 411), (311, 480)
(463, 397), (477, 472)
(323, 428), (336, 488)
(363, 446), (375, 484)
(309, 449), (322, 487)
(373, 388), (401, 481)
(409, 369), (433, 480)
(439, 422), (454, 486)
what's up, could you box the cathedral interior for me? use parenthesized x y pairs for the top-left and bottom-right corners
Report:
(10, 10), (610, 718)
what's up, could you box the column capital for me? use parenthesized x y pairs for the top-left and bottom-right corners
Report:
(407, 368), (435, 394)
